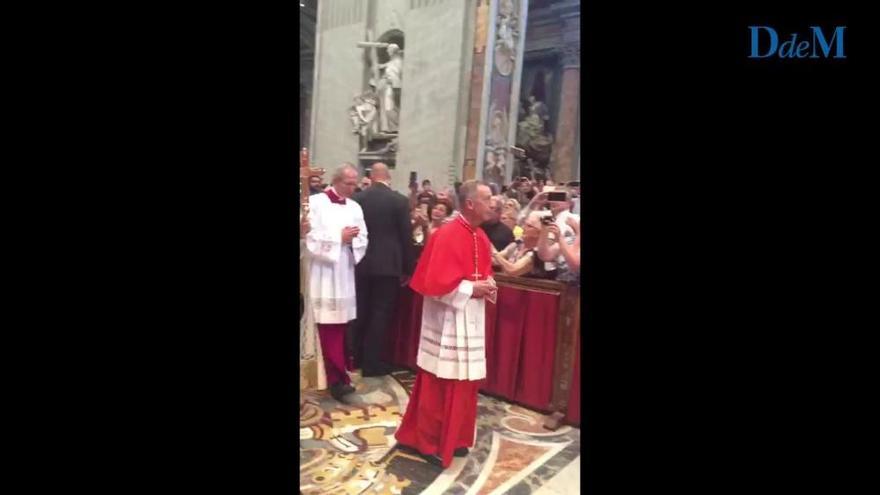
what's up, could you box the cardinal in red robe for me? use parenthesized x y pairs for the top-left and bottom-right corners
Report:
(394, 180), (498, 468)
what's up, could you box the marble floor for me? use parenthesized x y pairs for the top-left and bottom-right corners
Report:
(300, 370), (580, 494)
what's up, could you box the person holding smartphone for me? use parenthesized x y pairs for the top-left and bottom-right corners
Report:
(520, 187), (579, 273)
(427, 197), (455, 237)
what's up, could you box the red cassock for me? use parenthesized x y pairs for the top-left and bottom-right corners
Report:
(395, 216), (492, 468)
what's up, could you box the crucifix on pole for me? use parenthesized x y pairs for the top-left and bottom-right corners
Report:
(357, 30), (388, 91)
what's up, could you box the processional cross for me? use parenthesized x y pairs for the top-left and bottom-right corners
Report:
(299, 147), (325, 215)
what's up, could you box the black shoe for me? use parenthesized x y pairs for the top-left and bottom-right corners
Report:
(330, 383), (355, 402)
(454, 447), (469, 457)
(395, 444), (444, 466)
(395, 444), (420, 456)
(421, 454), (444, 467)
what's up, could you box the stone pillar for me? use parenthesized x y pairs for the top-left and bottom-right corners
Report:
(549, 8), (579, 183)
(473, 0), (530, 186)
(462, 0), (492, 182)
(300, 85), (311, 149)
(549, 48), (579, 183)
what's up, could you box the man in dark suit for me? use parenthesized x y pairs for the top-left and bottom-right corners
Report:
(480, 195), (515, 251)
(351, 163), (414, 377)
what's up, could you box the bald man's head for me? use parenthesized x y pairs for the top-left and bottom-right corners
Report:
(370, 162), (391, 182)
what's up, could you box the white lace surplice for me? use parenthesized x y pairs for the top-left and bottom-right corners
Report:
(416, 280), (487, 382)
(300, 233), (327, 391)
(305, 192), (368, 324)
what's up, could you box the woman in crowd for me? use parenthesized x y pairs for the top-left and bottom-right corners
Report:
(503, 198), (521, 213)
(427, 197), (455, 237)
(411, 196), (453, 248)
(491, 211), (557, 279)
(543, 217), (580, 271)
(500, 208), (517, 230)
(411, 202), (431, 247)
(538, 215), (580, 283)
(500, 208), (522, 240)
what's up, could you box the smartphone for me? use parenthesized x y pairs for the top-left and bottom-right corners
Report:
(409, 171), (417, 187)
(365, 168), (371, 179)
(547, 191), (567, 202)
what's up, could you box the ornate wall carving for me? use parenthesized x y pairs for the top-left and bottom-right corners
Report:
(477, 0), (529, 186)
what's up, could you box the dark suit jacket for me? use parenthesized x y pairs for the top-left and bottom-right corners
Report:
(352, 183), (414, 277)
(481, 220), (515, 252)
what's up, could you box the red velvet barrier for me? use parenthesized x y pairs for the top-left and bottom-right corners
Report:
(389, 282), (562, 414)
(512, 290), (560, 411)
(483, 286), (527, 399)
(566, 327), (581, 425)
(385, 287), (423, 370)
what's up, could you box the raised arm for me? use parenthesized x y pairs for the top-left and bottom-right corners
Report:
(537, 224), (561, 262)
(493, 249), (536, 277)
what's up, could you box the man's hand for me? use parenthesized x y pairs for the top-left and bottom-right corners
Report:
(471, 279), (497, 299)
(341, 226), (360, 244)
(530, 191), (549, 209)
(413, 211), (429, 227)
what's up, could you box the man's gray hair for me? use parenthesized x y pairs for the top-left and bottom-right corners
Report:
(331, 163), (358, 183)
(457, 180), (488, 209)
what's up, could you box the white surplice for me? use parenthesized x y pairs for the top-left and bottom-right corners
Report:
(306, 190), (368, 324)
(300, 233), (327, 391)
(416, 280), (487, 381)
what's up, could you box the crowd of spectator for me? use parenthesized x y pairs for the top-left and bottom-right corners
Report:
(406, 176), (581, 284)
(308, 172), (581, 284)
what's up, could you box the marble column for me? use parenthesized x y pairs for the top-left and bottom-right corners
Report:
(549, 43), (579, 183)
(462, 0), (492, 182)
(473, 0), (529, 186)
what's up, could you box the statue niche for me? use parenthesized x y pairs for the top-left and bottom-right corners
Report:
(353, 30), (404, 162)
(514, 95), (554, 179)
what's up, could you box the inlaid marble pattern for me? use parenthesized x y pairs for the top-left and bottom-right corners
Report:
(300, 370), (581, 494)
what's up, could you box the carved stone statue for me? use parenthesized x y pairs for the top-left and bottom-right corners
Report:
(356, 32), (405, 153)
(484, 150), (505, 186)
(488, 107), (508, 148)
(517, 96), (553, 153)
(494, 2), (519, 76)
(515, 95), (554, 178)
(377, 43), (403, 133)
(348, 90), (379, 145)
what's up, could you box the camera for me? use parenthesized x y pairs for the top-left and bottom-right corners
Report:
(546, 191), (567, 202)
(540, 214), (556, 226)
